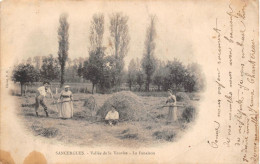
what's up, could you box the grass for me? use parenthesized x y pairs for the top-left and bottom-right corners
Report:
(15, 91), (198, 147)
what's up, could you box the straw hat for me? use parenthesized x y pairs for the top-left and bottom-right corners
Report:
(64, 85), (70, 88)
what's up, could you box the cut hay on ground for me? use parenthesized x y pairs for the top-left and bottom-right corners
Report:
(96, 91), (146, 121)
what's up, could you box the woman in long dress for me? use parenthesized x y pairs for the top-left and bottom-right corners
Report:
(166, 89), (178, 123)
(59, 85), (73, 119)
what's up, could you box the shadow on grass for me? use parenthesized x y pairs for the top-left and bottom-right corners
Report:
(31, 124), (59, 138)
(152, 130), (176, 142)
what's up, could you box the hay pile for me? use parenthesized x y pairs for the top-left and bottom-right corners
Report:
(96, 91), (145, 121)
(83, 96), (97, 111)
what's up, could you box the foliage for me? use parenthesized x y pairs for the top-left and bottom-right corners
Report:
(40, 54), (60, 81)
(152, 60), (167, 91)
(109, 13), (130, 88)
(184, 63), (205, 92)
(58, 13), (69, 87)
(127, 59), (138, 90)
(82, 14), (107, 94)
(136, 70), (145, 91)
(77, 63), (84, 78)
(162, 59), (187, 91)
(89, 13), (104, 52)
(142, 16), (157, 91)
(12, 63), (39, 95)
(82, 47), (106, 94)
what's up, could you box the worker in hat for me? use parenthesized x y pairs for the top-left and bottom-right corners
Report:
(35, 81), (53, 117)
(165, 89), (178, 124)
(59, 85), (74, 119)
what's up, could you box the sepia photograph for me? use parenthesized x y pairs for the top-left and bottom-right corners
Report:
(10, 9), (205, 147)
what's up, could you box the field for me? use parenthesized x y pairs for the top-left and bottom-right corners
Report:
(15, 89), (199, 147)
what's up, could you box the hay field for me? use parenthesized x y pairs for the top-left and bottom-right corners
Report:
(15, 91), (199, 147)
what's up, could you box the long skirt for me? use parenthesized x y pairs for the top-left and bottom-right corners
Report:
(59, 101), (74, 118)
(167, 106), (178, 122)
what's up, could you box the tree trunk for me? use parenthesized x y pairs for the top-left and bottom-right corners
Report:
(92, 83), (95, 94)
(60, 64), (65, 88)
(146, 82), (150, 92)
(20, 83), (23, 96)
(157, 85), (160, 91)
(25, 85), (27, 96)
(129, 82), (132, 91)
(145, 75), (150, 92)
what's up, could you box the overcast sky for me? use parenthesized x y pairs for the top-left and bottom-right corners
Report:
(2, 0), (222, 69)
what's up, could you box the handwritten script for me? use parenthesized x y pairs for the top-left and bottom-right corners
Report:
(209, 0), (258, 163)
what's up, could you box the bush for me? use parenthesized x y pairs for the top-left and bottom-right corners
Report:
(181, 105), (196, 123)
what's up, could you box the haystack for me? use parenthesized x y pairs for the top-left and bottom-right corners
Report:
(96, 91), (145, 121)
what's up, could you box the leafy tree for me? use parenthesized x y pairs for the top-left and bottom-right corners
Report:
(12, 64), (39, 96)
(152, 61), (167, 91)
(109, 13), (130, 88)
(83, 48), (106, 94)
(77, 62), (83, 77)
(142, 16), (157, 91)
(58, 13), (69, 87)
(82, 14), (105, 94)
(162, 59), (186, 91)
(40, 54), (60, 82)
(33, 56), (41, 70)
(127, 59), (137, 90)
(136, 70), (145, 91)
(184, 63), (205, 92)
(183, 73), (196, 92)
(89, 13), (104, 52)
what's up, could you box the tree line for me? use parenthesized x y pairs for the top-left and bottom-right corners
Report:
(12, 12), (205, 95)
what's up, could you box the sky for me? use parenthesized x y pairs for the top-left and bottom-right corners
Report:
(2, 0), (221, 69)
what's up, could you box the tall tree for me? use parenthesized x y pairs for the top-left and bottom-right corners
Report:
(58, 13), (69, 87)
(82, 14), (105, 94)
(109, 13), (130, 88)
(142, 16), (157, 91)
(90, 13), (104, 52)
(127, 59), (137, 91)
(12, 64), (39, 96)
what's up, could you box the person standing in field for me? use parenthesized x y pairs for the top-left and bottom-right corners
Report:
(166, 89), (178, 124)
(105, 106), (119, 126)
(35, 81), (54, 117)
(59, 85), (74, 119)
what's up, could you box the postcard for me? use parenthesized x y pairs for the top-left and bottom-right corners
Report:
(0, 0), (258, 163)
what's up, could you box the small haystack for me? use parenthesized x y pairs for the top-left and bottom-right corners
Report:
(83, 96), (97, 111)
(96, 91), (145, 121)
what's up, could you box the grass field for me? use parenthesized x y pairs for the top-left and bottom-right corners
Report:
(15, 91), (199, 147)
